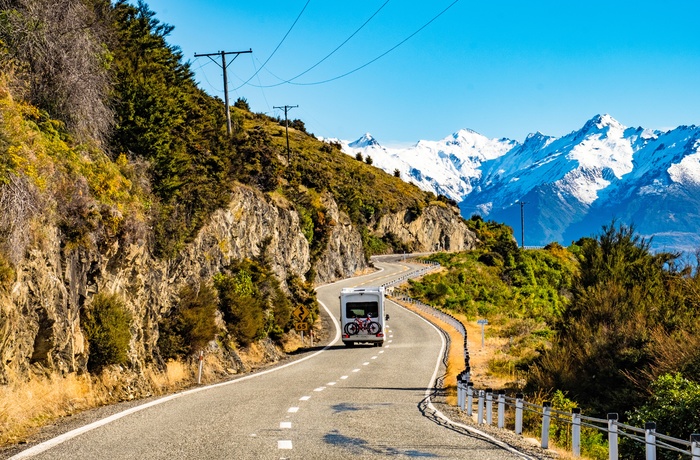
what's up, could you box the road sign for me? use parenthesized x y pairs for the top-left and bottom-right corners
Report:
(477, 319), (488, 348)
(292, 305), (310, 322)
(294, 322), (309, 332)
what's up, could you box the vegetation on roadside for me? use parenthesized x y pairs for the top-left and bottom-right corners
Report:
(409, 217), (700, 457)
(408, 216), (577, 383)
(81, 293), (133, 372)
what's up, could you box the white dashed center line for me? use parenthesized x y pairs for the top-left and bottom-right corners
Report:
(314, 386), (326, 392)
(287, 407), (299, 413)
(327, 382), (336, 386)
(352, 369), (360, 372)
(299, 396), (310, 401)
(379, 351), (384, 354)
(280, 422), (292, 429)
(362, 362), (370, 366)
(278, 440), (293, 449)
(340, 375), (348, 379)
(371, 356), (377, 360)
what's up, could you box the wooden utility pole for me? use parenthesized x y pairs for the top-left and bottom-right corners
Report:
(274, 105), (298, 163)
(519, 201), (527, 248)
(194, 49), (252, 136)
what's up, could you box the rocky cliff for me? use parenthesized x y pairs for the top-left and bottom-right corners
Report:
(0, 184), (475, 385)
(375, 204), (478, 252)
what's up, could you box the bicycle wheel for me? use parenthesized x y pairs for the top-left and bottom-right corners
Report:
(367, 321), (381, 335)
(344, 322), (359, 335)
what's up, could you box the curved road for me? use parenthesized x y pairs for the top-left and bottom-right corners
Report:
(12, 260), (526, 459)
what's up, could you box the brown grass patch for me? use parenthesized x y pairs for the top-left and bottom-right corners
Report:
(394, 299), (515, 406)
(0, 372), (96, 445)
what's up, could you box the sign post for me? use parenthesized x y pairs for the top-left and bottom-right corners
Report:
(293, 306), (311, 344)
(477, 319), (488, 349)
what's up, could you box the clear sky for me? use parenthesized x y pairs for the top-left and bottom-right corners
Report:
(138, 0), (700, 146)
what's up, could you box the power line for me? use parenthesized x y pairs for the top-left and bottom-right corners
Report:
(244, 0), (462, 88)
(292, 0), (462, 86)
(233, 0), (311, 91)
(253, 0), (392, 88)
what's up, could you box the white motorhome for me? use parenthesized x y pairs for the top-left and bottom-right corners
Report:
(339, 287), (388, 347)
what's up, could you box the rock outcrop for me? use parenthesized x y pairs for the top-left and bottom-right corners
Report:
(375, 204), (478, 252)
(0, 185), (476, 384)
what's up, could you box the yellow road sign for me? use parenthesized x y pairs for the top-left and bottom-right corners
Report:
(292, 305), (310, 322)
(294, 322), (309, 331)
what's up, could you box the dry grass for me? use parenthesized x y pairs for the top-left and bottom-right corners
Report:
(0, 372), (96, 445)
(146, 360), (192, 392)
(394, 299), (517, 406)
(397, 300), (466, 406)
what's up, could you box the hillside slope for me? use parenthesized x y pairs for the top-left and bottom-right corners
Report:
(0, 0), (477, 396)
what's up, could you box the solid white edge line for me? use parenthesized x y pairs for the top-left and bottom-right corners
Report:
(396, 299), (536, 460)
(10, 264), (380, 459)
(13, 263), (424, 459)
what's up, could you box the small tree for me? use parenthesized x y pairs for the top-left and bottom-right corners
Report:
(393, 169), (400, 178)
(234, 97), (250, 111)
(355, 152), (363, 161)
(365, 156), (373, 165)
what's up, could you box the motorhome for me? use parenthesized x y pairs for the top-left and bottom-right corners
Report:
(339, 287), (388, 347)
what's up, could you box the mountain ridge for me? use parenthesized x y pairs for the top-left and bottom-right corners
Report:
(340, 114), (700, 252)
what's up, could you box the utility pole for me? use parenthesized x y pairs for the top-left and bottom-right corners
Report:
(273, 105), (298, 163)
(194, 49), (252, 136)
(519, 201), (527, 248)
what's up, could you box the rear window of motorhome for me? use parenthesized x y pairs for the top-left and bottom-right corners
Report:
(346, 301), (379, 318)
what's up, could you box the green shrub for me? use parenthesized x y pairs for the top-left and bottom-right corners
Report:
(624, 373), (700, 460)
(82, 293), (132, 372)
(158, 283), (219, 359)
(215, 269), (265, 346)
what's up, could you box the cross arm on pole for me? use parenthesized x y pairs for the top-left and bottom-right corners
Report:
(193, 49), (252, 136)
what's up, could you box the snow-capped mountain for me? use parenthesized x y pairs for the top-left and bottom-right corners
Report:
(341, 115), (700, 253)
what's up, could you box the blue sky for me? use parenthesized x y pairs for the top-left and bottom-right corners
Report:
(140, 0), (700, 146)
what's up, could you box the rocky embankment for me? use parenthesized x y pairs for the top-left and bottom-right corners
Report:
(0, 185), (476, 387)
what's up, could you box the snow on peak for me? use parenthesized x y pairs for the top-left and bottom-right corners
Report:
(582, 114), (625, 134)
(349, 133), (380, 148)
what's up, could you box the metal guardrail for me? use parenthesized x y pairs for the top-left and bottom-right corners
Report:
(383, 262), (700, 459)
(454, 384), (700, 459)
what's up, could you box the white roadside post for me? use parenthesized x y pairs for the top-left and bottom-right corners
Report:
(457, 373), (465, 410)
(645, 422), (656, 460)
(691, 434), (700, 460)
(572, 408), (581, 457)
(478, 390), (485, 425)
(541, 401), (552, 449)
(608, 413), (619, 460)
(485, 389), (493, 426)
(498, 390), (506, 429)
(197, 350), (204, 385)
(515, 393), (524, 435)
(467, 382), (474, 416)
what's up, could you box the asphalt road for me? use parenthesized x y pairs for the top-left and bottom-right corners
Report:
(11, 260), (527, 460)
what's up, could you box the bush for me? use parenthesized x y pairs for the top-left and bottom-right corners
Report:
(215, 269), (265, 346)
(158, 283), (219, 359)
(82, 293), (132, 372)
(624, 373), (700, 460)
